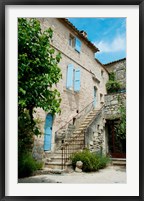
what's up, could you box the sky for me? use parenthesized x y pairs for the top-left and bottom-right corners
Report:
(68, 18), (126, 65)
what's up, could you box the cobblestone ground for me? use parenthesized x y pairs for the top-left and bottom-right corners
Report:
(18, 165), (126, 184)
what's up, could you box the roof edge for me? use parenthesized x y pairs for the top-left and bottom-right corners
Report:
(95, 58), (109, 74)
(58, 18), (99, 53)
(104, 58), (126, 66)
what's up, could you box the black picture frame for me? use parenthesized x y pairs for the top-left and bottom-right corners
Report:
(0, 0), (143, 200)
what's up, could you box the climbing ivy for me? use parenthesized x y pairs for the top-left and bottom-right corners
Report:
(116, 105), (126, 140)
(106, 72), (121, 93)
(115, 95), (126, 140)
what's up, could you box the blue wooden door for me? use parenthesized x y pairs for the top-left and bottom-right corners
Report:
(93, 87), (97, 108)
(44, 114), (53, 151)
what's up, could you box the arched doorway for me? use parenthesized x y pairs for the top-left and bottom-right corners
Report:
(44, 113), (53, 151)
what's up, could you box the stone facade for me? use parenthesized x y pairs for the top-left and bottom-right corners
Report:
(31, 18), (126, 162)
(103, 59), (126, 158)
(104, 58), (126, 119)
(104, 93), (126, 120)
(85, 109), (107, 155)
(104, 58), (126, 90)
(32, 18), (109, 160)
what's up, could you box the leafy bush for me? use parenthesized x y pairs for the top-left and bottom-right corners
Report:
(96, 154), (110, 169)
(18, 152), (43, 178)
(18, 112), (34, 156)
(106, 72), (121, 93)
(106, 80), (121, 93)
(70, 149), (110, 172)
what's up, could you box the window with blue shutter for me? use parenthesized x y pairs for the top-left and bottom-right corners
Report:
(75, 38), (81, 53)
(66, 64), (73, 89)
(74, 69), (81, 92)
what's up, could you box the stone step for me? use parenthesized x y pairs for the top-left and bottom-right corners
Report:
(112, 158), (126, 161)
(82, 121), (90, 124)
(45, 161), (72, 169)
(55, 145), (84, 153)
(112, 161), (126, 166)
(84, 117), (94, 120)
(78, 126), (88, 129)
(64, 139), (84, 143)
(66, 139), (84, 144)
(47, 155), (75, 163)
(61, 145), (84, 151)
(112, 158), (126, 166)
(77, 127), (85, 131)
(33, 168), (64, 175)
(86, 115), (96, 119)
(73, 130), (83, 134)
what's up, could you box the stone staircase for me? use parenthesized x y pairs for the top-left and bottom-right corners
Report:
(44, 108), (101, 170)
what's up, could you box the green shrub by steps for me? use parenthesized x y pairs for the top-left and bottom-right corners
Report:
(70, 149), (110, 172)
(18, 152), (43, 178)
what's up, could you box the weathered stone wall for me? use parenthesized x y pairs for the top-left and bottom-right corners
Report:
(32, 18), (109, 158)
(104, 93), (126, 120)
(85, 110), (108, 155)
(105, 59), (126, 89)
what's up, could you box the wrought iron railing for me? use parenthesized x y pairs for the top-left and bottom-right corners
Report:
(55, 101), (94, 148)
(61, 105), (104, 169)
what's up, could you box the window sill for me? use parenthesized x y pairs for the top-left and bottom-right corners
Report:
(92, 75), (100, 83)
(63, 87), (80, 95)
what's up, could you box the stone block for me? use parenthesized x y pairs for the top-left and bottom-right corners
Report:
(75, 167), (82, 172)
(76, 161), (83, 169)
(111, 100), (118, 105)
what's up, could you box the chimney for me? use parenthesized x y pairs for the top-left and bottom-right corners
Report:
(80, 30), (87, 38)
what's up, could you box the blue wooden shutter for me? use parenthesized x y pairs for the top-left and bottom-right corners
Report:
(66, 64), (73, 89)
(75, 38), (81, 53)
(74, 69), (81, 92)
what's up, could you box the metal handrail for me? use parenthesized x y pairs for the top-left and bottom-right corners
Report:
(55, 100), (94, 134)
(84, 105), (104, 130)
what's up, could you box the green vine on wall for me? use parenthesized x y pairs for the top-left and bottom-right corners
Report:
(106, 72), (121, 93)
(115, 95), (126, 140)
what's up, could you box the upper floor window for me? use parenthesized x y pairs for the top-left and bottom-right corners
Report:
(66, 64), (81, 92)
(101, 70), (104, 77)
(69, 34), (75, 47)
(69, 34), (81, 53)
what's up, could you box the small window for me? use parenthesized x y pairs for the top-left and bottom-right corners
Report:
(69, 34), (75, 47)
(69, 34), (81, 53)
(101, 70), (104, 77)
(100, 93), (104, 104)
(100, 93), (103, 100)
(73, 117), (76, 125)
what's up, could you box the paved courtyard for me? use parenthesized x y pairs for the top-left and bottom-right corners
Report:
(18, 165), (126, 184)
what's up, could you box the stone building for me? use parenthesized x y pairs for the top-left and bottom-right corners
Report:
(32, 18), (126, 168)
(104, 58), (126, 91)
(104, 58), (126, 158)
